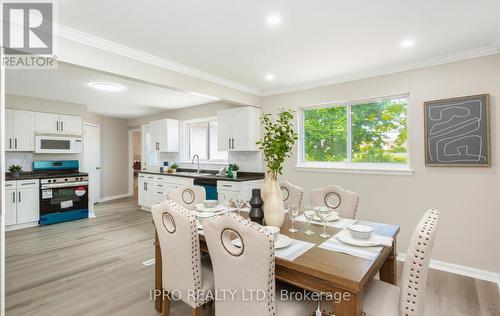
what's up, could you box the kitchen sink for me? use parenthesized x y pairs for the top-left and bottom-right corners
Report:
(176, 172), (213, 177)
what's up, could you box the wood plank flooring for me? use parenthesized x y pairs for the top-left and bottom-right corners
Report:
(5, 195), (500, 316)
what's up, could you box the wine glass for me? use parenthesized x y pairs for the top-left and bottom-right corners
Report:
(234, 196), (245, 215)
(315, 207), (332, 238)
(218, 193), (227, 210)
(303, 205), (315, 236)
(288, 206), (301, 233)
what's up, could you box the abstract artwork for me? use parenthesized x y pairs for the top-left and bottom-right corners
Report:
(424, 94), (490, 167)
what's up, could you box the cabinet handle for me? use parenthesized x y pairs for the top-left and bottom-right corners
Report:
(18, 191), (21, 203)
(232, 138), (234, 149)
(61, 121), (64, 131)
(145, 182), (148, 191)
(228, 138), (231, 149)
(22, 182), (36, 185)
(9, 138), (12, 149)
(222, 184), (232, 187)
(12, 192), (15, 203)
(57, 121), (59, 131)
(15, 138), (18, 149)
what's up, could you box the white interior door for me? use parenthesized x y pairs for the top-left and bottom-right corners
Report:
(83, 123), (101, 207)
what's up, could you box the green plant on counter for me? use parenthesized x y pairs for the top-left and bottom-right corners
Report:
(8, 164), (22, 174)
(228, 163), (239, 171)
(256, 109), (298, 176)
(171, 163), (179, 170)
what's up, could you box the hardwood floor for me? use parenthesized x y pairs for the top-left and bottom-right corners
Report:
(5, 195), (500, 316)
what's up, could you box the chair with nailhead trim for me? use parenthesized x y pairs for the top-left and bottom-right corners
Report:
(203, 212), (317, 316)
(279, 181), (304, 210)
(168, 185), (206, 211)
(362, 209), (441, 316)
(310, 185), (359, 219)
(152, 199), (214, 316)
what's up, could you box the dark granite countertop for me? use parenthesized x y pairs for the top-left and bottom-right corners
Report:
(6, 171), (88, 181)
(139, 168), (265, 182)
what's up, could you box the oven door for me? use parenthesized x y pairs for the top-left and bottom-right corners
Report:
(40, 184), (88, 218)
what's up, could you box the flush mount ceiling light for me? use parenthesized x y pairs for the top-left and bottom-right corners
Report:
(266, 14), (282, 26)
(89, 82), (126, 92)
(265, 74), (275, 81)
(400, 39), (416, 48)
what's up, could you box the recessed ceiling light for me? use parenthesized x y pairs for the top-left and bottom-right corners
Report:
(400, 39), (416, 48)
(89, 82), (125, 92)
(265, 74), (275, 81)
(266, 14), (281, 26)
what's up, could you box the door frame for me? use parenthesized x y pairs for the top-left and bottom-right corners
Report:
(83, 122), (101, 208)
(128, 127), (141, 197)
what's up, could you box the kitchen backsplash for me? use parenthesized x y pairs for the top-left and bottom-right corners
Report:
(6, 152), (82, 171)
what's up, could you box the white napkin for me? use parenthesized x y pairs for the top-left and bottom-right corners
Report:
(275, 239), (315, 261)
(295, 215), (357, 229)
(318, 231), (388, 260)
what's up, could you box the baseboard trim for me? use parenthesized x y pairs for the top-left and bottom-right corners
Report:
(6, 222), (39, 231)
(99, 193), (132, 203)
(397, 253), (500, 290)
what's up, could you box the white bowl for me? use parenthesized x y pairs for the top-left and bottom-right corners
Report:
(347, 224), (374, 240)
(264, 226), (280, 242)
(203, 200), (218, 208)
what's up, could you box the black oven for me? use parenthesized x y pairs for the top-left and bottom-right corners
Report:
(40, 179), (89, 225)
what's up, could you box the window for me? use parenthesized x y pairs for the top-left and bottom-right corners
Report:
(183, 118), (228, 162)
(300, 95), (409, 172)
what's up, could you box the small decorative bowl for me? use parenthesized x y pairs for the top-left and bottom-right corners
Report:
(203, 200), (218, 208)
(347, 224), (374, 240)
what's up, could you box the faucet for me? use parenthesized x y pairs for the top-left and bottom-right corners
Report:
(192, 154), (201, 174)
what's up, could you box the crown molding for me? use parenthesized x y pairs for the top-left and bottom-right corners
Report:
(55, 24), (261, 96)
(260, 46), (500, 96)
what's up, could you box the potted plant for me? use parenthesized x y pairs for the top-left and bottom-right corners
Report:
(170, 162), (179, 173)
(8, 164), (23, 177)
(228, 163), (240, 179)
(256, 109), (298, 227)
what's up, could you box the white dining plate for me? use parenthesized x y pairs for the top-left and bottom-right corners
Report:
(195, 203), (226, 213)
(231, 234), (292, 249)
(195, 212), (218, 219)
(335, 230), (382, 247)
(311, 212), (340, 222)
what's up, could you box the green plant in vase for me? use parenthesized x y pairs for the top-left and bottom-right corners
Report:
(256, 109), (298, 227)
(9, 164), (23, 177)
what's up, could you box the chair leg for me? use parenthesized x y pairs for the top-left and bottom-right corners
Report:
(192, 306), (201, 316)
(162, 292), (171, 316)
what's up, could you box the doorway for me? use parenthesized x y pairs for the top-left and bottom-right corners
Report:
(128, 128), (142, 196)
(83, 123), (101, 215)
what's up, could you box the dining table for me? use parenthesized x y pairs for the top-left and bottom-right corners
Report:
(153, 209), (400, 316)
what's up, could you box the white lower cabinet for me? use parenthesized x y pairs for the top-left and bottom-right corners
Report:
(138, 173), (193, 210)
(217, 180), (264, 200)
(5, 180), (40, 230)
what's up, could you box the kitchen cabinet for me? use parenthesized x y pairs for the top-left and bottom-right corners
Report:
(138, 173), (193, 210)
(5, 180), (40, 230)
(217, 106), (260, 151)
(35, 112), (82, 135)
(217, 179), (264, 201)
(6, 109), (35, 151)
(150, 119), (179, 152)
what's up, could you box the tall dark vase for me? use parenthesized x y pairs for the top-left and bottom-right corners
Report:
(249, 188), (264, 225)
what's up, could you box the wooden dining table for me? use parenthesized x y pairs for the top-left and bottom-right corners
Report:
(154, 213), (399, 316)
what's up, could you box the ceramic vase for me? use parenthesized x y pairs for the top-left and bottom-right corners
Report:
(249, 189), (264, 225)
(261, 172), (285, 227)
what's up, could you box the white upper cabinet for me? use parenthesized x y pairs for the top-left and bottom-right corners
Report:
(150, 119), (179, 152)
(6, 109), (35, 151)
(217, 106), (260, 152)
(35, 112), (82, 135)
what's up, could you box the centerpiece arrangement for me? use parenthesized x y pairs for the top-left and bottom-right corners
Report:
(256, 109), (298, 227)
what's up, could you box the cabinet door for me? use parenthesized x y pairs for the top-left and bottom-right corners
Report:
(17, 189), (39, 224)
(60, 114), (82, 135)
(217, 109), (232, 151)
(138, 180), (148, 206)
(5, 109), (14, 151)
(165, 119), (179, 152)
(231, 108), (250, 151)
(13, 110), (35, 151)
(35, 112), (60, 134)
(150, 120), (160, 152)
(5, 189), (17, 226)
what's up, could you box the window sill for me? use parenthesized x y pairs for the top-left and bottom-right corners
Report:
(295, 162), (414, 176)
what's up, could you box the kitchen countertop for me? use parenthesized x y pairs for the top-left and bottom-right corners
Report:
(6, 171), (88, 181)
(139, 169), (265, 182)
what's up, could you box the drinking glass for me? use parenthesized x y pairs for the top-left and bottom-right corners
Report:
(234, 197), (245, 215)
(288, 206), (301, 233)
(303, 205), (315, 235)
(218, 193), (227, 209)
(315, 207), (332, 238)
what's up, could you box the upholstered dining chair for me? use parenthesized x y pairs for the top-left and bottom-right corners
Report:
(151, 199), (214, 316)
(279, 181), (304, 210)
(168, 185), (206, 211)
(310, 185), (359, 219)
(362, 209), (441, 316)
(203, 212), (317, 316)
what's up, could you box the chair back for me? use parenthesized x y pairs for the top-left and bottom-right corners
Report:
(279, 181), (304, 210)
(151, 200), (204, 308)
(203, 213), (276, 316)
(310, 185), (359, 219)
(168, 185), (206, 210)
(400, 209), (441, 316)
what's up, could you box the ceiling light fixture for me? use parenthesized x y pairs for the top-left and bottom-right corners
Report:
(89, 82), (126, 92)
(400, 39), (416, 48)
(265, 74), (275, 81)
(266, 14), (282, 26)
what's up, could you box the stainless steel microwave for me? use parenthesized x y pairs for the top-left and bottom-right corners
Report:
(35, 135), (83, 154)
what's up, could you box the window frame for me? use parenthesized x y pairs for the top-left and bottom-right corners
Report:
(181, 116), (228, 164)
(297, 93), (413, 176)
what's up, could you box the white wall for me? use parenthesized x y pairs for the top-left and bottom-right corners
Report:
(261, 53), (500, 274)
(6, 94), (130, 199)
